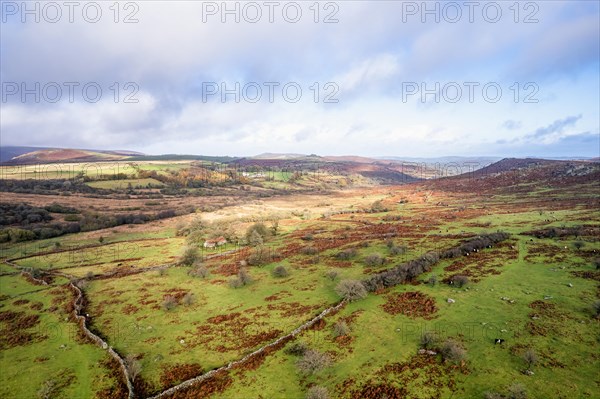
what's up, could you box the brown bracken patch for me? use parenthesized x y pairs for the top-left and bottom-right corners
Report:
(381, 291), (438, 319)
(160, 363), (204, 388)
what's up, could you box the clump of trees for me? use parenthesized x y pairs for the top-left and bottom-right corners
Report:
(335, 280), (367, 301)
(362, 233), (509, 292)
(179, 246), (200, 266)
(246, 246), (279, 266)
(246, 223), (270, 246)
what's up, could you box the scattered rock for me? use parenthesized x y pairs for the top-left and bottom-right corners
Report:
(567, 283), (573, 287)
(447, 298), (455, 304)
(524, 370), (535, 376)
(179, 339), (185, 345)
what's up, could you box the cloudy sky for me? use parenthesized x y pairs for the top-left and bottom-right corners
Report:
(1, 1), (599, 157)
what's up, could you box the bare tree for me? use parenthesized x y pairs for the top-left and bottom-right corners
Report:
(296, 350), (331, 375)
(125, 354), (142, 382)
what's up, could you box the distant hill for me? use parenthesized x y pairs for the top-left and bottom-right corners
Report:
(425, 157), (600, 192)
(0, 146), (54, 162)
(252, 153), (318, 160)
(1, 147), (144, 164)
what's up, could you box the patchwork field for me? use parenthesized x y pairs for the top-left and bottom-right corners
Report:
(1, 158), (599, 398)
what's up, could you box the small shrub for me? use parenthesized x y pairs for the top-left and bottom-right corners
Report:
(272, 265), (289, 278)
(85, 271), (94, 280)
(332, 320), (350, 337)
(451, 275), (469, 288)
(335, 248), (357, 260)
(229, 277), (243, 289)
(182, 292), (195, 306)
(162, 295), (177, 311)
(364, 253), (384, 267)
(507, 383), (527, 399)
(301, 233), (314, 241)
(389, 245), (408, 256)
(301, 246), (319, 255)
(385, 239), (395, 249)
(158, 268), (168, 277)
(37, 380), (57, 399)
(371, 200), (388, 212)
(306, 386), (329, 399)
(522, 348), (537, 371)
(296, 349), (331, 375)
(188, 265), (209, 278)
(592, 300), (600, 318)
(428, 274), (438, 286)
(335, 279), (367, 302)
(441, 339), (466, 364)
(238, 268), (253, 285)
(284, 342), (308, 356)
(325, 270), (339, 281)
(573, 240), (585, 250)
(420, 331), (438, 350)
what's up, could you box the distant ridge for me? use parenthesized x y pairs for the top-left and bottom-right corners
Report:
(0, 146), (144, 164)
